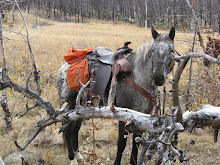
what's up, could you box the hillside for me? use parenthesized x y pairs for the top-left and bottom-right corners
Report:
(0, 12), (219, 165)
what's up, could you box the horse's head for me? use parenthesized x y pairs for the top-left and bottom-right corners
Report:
(151, 26), (175, 86)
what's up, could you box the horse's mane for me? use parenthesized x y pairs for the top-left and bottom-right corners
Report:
(134, 40), (154, 65)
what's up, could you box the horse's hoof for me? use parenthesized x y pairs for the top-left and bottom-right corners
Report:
(70, 159), (78, 165)
(76, 152), (84, 164)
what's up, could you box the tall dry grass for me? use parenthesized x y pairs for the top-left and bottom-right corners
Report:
(0, 11), (219, 164)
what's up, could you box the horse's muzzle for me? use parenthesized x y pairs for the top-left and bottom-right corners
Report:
(154, 74), (165, 86)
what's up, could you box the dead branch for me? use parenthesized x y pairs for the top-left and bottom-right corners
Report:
(0, 75), (56, 116)
(183, 105), (220, 128)
(172, 58), (190, 121)
(14, 116), (61, 150)
(19, 102), (40, 118)
(173, 0), (214, 122)
(1, 90), (11, 128)
(107, 76), (117, 111)
(15, 126), (42, 150)
(136, 108), (187, 165)
(197, 32), (206, 51)
(15, 1), (41, 95)
(76, 78), (92, 107)
(173, 52), (220, 64)
(183, 105), (220, 143)
(12, 87), (220, 153)
(184, 0), (199, 115)
(25, 71), (33, 90)
(65, 105), (166, 133)
(14, 103), (167, 150)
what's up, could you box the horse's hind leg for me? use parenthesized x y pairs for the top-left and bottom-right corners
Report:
(114, 121), (128, 165)
(130, 133), (140, 165)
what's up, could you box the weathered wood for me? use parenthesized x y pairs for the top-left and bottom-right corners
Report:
(0, 13), (12, 128)
(173, 53), (220, 64)
(172, 58), (190, 121)
(107, 76), (117, 111)
(183, 104), (220, 143)
(183, 105), (220, 128)
(58, 105), (166, 134)
(0, 156), (5, 165)
(0, 78), (55, 116)
(16, 1), (41, 95)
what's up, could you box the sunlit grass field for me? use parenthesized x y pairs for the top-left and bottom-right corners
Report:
(0, 12), (219, 164)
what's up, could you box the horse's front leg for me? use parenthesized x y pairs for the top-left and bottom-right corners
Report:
(72, 119), (83, 163)
(64, 122), (75, 160)
(114, 121), (128, 165)
(64, 120), (83, 161)
(130, 132), (141, 165)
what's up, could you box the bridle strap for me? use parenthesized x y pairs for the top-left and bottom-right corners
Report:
(125, 77), (156, 109)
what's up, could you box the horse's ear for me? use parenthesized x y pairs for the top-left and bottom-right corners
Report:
(151, 26), (158, 40)
(169, 27), (175, 40)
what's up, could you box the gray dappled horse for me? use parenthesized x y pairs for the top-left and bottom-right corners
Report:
(56, 27), (175, 164)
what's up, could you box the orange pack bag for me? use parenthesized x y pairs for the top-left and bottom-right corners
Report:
(65, 48), (94, 90)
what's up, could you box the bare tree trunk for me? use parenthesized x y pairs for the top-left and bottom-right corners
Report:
(0, 12), (11, 128)
(145, 0), (148, 30)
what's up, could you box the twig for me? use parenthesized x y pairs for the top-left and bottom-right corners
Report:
(162, 86), (166, 115)
(3, 28), (27, 38)
(82, 140), (111, 146)
(92, 108), (96, 164)
(0, 77), (56, 116)
(19, 102), (40, 118)
(75, 78), (92, 107)
(15, 1), (41, 95)
(26, 71), (33, 90)
(14, 116), (62, 150)
(15, 126), (42, 150)
(184, 0), (198, 112)
(137, 136), (153, 165)
(173, 0), (203, 121)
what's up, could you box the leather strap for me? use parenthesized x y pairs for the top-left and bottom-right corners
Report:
(125, 77), (156, 109)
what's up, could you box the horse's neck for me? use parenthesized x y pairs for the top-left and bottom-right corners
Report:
(131, 42), (154, 89)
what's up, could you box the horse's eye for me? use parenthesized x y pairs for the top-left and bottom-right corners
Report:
(170, 50), (174, 53)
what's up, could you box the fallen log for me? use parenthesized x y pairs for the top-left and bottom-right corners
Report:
(182, 104), (220, 143)
(183, 104), (220, 128)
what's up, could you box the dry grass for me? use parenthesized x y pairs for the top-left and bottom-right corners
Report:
(0, 12), (219, 164)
